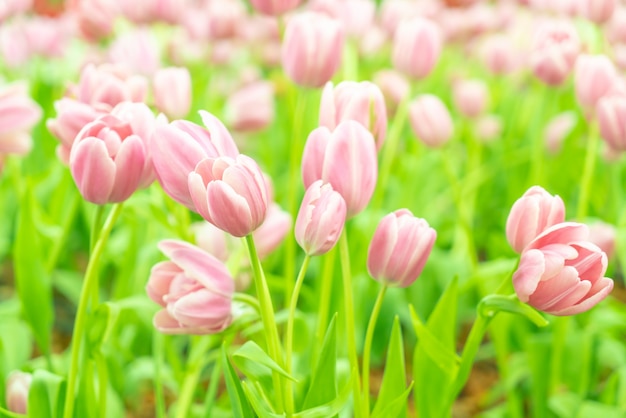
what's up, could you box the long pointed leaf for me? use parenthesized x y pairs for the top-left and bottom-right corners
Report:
(372, 316), (407, 418)
(302, 315), (337, 411)
(221, 344), (254, 418)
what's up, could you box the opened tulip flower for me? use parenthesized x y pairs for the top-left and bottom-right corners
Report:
(146, 240), (234, 334)
(512, 222), (614, 316)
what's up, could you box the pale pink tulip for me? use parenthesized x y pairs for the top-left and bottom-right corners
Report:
(579, 0), (616, 24)
(71, 0), (118, 41)
(379, 0), (421, 37)
(0, 82), (42, 156)
(108, 28), (161, 76)
(474, 114), (502, 144)
(153, 67), (192, 120)
(506, 186), (566, 253)
(207, 0), (246, 40)
(480, 35), (519, 75)
(544, 111), (577, 154)
(588, 221), (616, 259)
(574, 54), (617, 110)
(146, 239), (234, 334)
(391, 16), (442, 80)
(453, 79), (489, 118)
(192, 221), (232, 263)
(250, 0), (301, 15)
(530, 20), (581, 86)
(254, 203), (292, 259)
(606, 7), (626, 44)
(0, 0), (32, 23)
(224, 81), (275, 132)
(295, 180), (346, 256)
(408, 94), (454, 148)
(512, 222), (614, 316)
(75, 64), (148, 110)
(373, 70), (410, 115)
(597, 90), (626, 151)
(367, 209), (436, 288)
(5, 371), (31, 414)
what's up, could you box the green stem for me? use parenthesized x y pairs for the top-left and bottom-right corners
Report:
(174, 336), (215, 418)
(46, 190), (81, 273)
(153, 332), (166, 418)
(63, 203), (124, 418)
(202, 360), (223, 418)
(233, 292), (261, 315)
(315, 247), (337, 354)
(577, 120), (600, 220)
(549, 316), (570, 393)
(342, 39), (359, 81)
(338, 230), (362, 417)
(95, 354), (108, 418)
(361, 285), (387, 417)
(89, 205), (106, 308)
(244, 234), (286, 415)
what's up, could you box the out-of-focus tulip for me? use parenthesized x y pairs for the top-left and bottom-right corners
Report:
(373, 70), (410, 115)
(319, 81), (387, 151)
(391, 16), (442, 80)
(71, 0), (118, 41)
(207, 0), (246, 40)
(597, 90), (626, 151)
(153, 67), (192, 120)
(379, 0), (421, 37)
(301, 120), (378, 218)
(480, 35), (519, 75)
(146, 239), (234, 334)
(606, 7), (626, 44)
(281, 11), (344, 88)
(254, 203), (292, 259)
(408, 94), (454, 148)
(295, 180), (346, 256)
(506, 186), (565, 253)
(512, 222), (614, 316)
(544, 111), (577, 154)
(75, 64), (148, 110)
(151, 111), (239, 209)
(0, 0), (32, 23)
(530, 21), (581, 86)
(224, 81), (275, 132)
(474, 114), (502, 144)
(453, 79), (489, 118)
(188, 154), (268, 237)
(5, 371), (31, 414)
(367, 209), (436, 288)
(0, 82), (42, 156)
(250, 0), (301, 15)
(574, 54), (617, 110)
(588, 221), (616, 259)
(117, 0), (185, 24)
(579, 0), (616, 24)
(192, 221), (232, 263)
(108, 28), (161, 76)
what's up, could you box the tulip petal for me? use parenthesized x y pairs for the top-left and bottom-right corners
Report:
(206, 181), (253, 237)
(512, 249), (546, 302)
(109, 135), (145, 202)
(70, 137), (116, 205)
(549, 277), (614, 316)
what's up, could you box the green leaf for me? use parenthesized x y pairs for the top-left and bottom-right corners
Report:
(409, 307), (460, 376)
(372, 317), (408, 418)
(479, 294), (549, 327)
(241, 381), (285, 418)
(221, 344), (254, 418)
(86, 303), (120, 357)
(371, 383), (414, 418)
(233, 341), (296, 382)
(302, 315), (337, 411)
(294, 369), (355, 418)
(14, 185), (53, 358)
(27, 369), (65, 418)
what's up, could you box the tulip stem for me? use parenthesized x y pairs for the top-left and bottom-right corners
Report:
(63, 203), (124, 418)
(174, 336), (215, 418)
(361, 285), (387, 417)
(577, 120), (600, 220)
(338, 230), (363, 417)
(315, 247), (337, 359)
(244, 234), (286, 415)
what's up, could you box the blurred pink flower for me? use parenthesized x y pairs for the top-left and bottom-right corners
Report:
(574, 54), (617, 110)
(250, 0), (301, 15)
(597, 89), (626, 151)
(453, 79), (489, 118)
(108, 28), (161, 76)
(224, 81), (275, 132)
(588, 221), (616, 259)
(544, 111), (577, 154)
(75, 63), (148, 110)
(373, 69), (410, 115)
(579, 0), (616, 24)
(0, 82), (42, 157)
(153, 67), (192, 120)
(392, 16), (442, 80)
(5, 371), (31, 414)
(530, 20), (581, 86)
(408, 94), (454, 148)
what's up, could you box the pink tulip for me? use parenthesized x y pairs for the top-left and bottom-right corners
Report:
(474, 114), (502, 144)
(367, 209), (436, 288)
(151, 111), (240, 209)
(224, 81), (275, 132)
(146, 239), (234, 334)
(301, 120), (378, 218)
(108, 29), (161, 76)
(597, 90), (626, 151)
(153, 67), (192, 120)
(391, 16), (442, 80)
(295, 180), (346, 256)
(512, 222), (614, 316)
(588, 221), (616, 259)
(253, 203), (292, 259)
(579, 0), (616, 24)
(379, 0), (421, 37)
(544, 111), (577, 154)
(71, 0), (118, 41)
(76, 64), (148, 110)
(373, 69), (410, 115)
(206, 0), (246, 40)
(606, 7), (626, 44)
(408, 94), (454, 148)
(250, 0), (301, 15)
(188, 154), (268, 237)
(530, 20), (581, 86)
(192, 221), (232, 263)
(453, 79), (489, 118)
(0, 0), (32, 23)
(506, 186), (566, 253)
(281, 11), (344, 88)
(574, 54), (617, 110)
(480, 35), (519, 76)
(319, 81), (387, 151)
(5, 371), (31, 414)
(0, 82), (42, 156)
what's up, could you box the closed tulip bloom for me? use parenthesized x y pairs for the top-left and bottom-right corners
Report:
(392, 17), (442, 80)
(408, 94), (453, 148)
(544, 111), (577, 154)
(0, 82), (42, 156)
(597, 90), (626, 151)
(225, 81), (275, 132)
(5, 371), (31, 414)
(373, 69), (410, 115)
(146, 239), (234, 334)
(151, 111), (240, 209)
(295, 180), (347, 256)
(480, 35), (519, 75)
(76, 64), (148, 110)
(512, 222), (614, 316)
(281, 11), (344, 88)
(70, 114), (147, 205)
(579, 0), (616, 24)
(153, 67), (192, 119)
(319, 81), (387, 151)
(530, 21), (581, 86)
(301, 120), (378, 218)
(254, 203), (292, 259)
(188, 154), (268, 237)
(574, 54), (617, 110)
(453, 79), (489, 118)
(506, 186), (565, 253)
(367, 209), (436, 287)
(250, 0), (301, 15)
(474, 114), (502, 144)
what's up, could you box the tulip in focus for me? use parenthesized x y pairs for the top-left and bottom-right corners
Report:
(295, 180), (347, 256)
(153, 67), (192, 120)
(250, 0), (301, 15)
(367, 209), (436, 288)
(319, 81), (387, 150)
(597, 90), (626, 151)
(529, 21), (581, 86)
(281, 11), (344, 88)
(392, 16), (442, 80)
(408, 94), (454, 148)
(301, 120), (378, 218)
(188, 154), (268, 237)
(5, 371), (32, 414)
(453, 79), (489, 118)
(512, 222), (614, 316)
(0, 82), (42, 157)
(224, 81), (275, 132)
(506, 186), (565, 253)
(146, 240), (234, 334)
(574, 54), (617, 110)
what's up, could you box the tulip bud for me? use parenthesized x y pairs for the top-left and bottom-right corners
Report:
(295, 180), (347, 256)
(597, 90), (626, 151)
(224, 81), (275, 132)
(544, 111), (577, 154)
(506, 186), (566, 253)
(367, 209), (436, 288)
(301, 120), (378, 218)
(391, 16), (442, 80)
(530, 21), (581, 86)
(574, 54), (617, 110)
(453, 79), (489, 118)
(5, 371), (31, 414)
(250, 0), (301, 15)
(188, 154), (269, 237)
(153, 67), (192, 120)
(408, 94), (454, 148)
(281, 11), (344, 88)
(373, 69), (410, 115)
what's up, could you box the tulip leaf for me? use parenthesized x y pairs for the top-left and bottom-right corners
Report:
(302, 315), (337, 412)
(479, 294), (549, 327)
(372, 316), (408, 418)
(241, 381), (285, 418)
(221, 344), (255, 418)
(371, 383), (414, 418)
(233, 341), (297, 382)
(409, 306), (460, 375)
(27, 369), (65, 418)
(294, 370), (355, 418)
(86, 302), (120, 357)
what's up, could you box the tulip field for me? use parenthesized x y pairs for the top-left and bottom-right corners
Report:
(2, 0), (626, 417)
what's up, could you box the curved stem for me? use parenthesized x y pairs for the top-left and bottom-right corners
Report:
(232, 292), (261, 315)
(361, 285), (387, 417)
(46, 190), (81, 273)
(315, 247), (337, 355)
(63, 203), (124, 418)
(577, 120), (600, 220)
